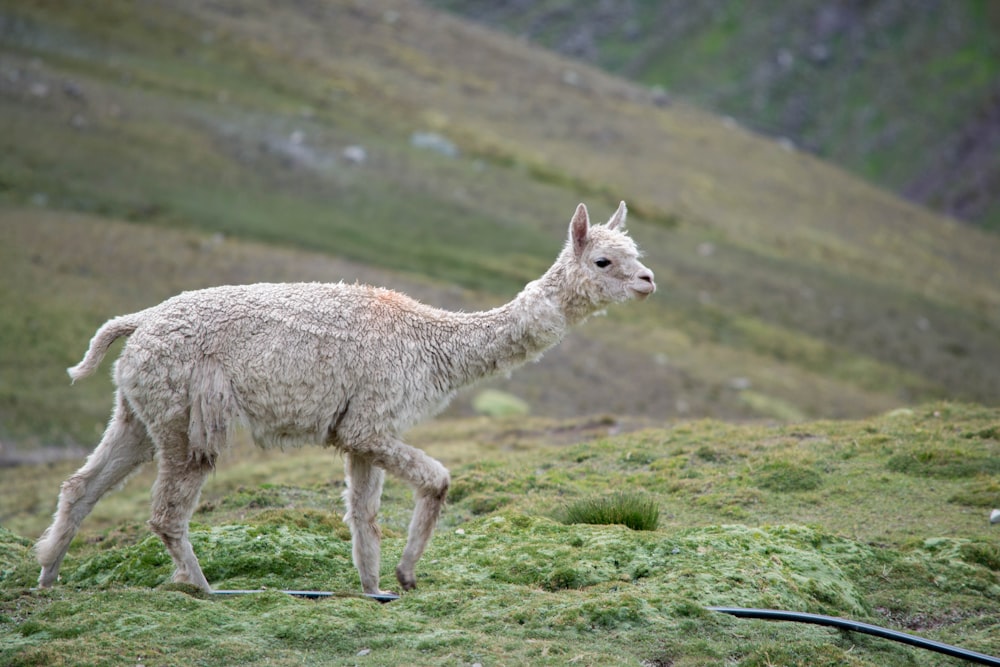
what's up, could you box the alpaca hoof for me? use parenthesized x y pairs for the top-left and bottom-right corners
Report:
(395, 565), (417, 591)
(38, 568), (58, 588)
(171, 571), (211, 592)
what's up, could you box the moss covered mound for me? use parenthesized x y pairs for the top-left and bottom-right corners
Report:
(61, 524), (355, 591)
(2, 404), (999, 665)
(2, 511), (998, 665)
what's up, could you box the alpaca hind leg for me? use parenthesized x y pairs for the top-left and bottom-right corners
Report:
(37, 393), (153, 587)
(147, 435), (213, 591)
(365, 439), (449, 591)
(343, 453), (386, 594)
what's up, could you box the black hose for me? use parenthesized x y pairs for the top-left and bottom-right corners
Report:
(210, 589), (400, 603)
(708, 607), (1000, 666)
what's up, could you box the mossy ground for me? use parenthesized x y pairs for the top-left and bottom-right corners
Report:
(2, 403), (998, 665)
(1, 2), (998, 664)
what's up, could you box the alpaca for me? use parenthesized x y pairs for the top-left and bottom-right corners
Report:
(37, 201), (655, 595)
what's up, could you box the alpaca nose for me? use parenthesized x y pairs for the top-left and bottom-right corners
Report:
(638, 269), (655, 291)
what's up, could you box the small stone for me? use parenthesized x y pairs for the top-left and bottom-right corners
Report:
(342, 145), (367, 164)
(729, 377), (752, 391)
(990, 509), (1000, 525)
(650, 85), (670, 107)
(410, 131), (458, 158)
(562, 69), (581, 87)
(63, 80), (85, 100)
(357, 648), (371, 657)
(777, 48), (795, 69)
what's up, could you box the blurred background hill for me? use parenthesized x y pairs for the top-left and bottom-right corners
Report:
(1, 0), (998, 453)
(430, 0), (1000, 230)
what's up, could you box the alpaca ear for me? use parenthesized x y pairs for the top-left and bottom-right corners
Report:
(569, 203), (590, 258)
(607, 200), (627, 230)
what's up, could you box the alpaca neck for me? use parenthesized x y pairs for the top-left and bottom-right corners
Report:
(442, 258), (589, 389)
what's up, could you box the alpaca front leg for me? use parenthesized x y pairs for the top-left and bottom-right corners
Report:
(396, 477), (449, 590)
(343, 453), (387, 594)
(364, 439), (450, 591)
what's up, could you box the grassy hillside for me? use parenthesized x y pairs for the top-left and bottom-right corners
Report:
(1, 6), (997, 665)
(2, 404), (999, 665)
(430, 0), (1000, 229)
(1, 0), (998, 451)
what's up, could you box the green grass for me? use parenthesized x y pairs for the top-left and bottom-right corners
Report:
(2, 403), (999, 665)
(2, 5), (998, 662)
(559, 492), (660, 531)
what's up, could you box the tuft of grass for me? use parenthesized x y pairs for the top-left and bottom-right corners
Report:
(949, 476), (1000, 507)
(755, 461), (823, 492)
(471, 389), (530, 418)
(887, 448), (1000, 479)
(559, 491), (660, 531)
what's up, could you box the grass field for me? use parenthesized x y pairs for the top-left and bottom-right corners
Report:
(0, 3), (998, 664)
(2, 404), (999, 665)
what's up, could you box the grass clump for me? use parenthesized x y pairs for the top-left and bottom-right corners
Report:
(887, 447), (1000, 479)
(949, 477), (1000, 507)
(0, 528), (31, 584)
(61, 524), (357, 591)
(755, 461), (823, 492)
(471, 389), (530, 418)
(559, 492), (659, 531)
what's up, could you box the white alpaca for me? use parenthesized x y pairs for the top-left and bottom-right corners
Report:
(37, 202), (655, 594)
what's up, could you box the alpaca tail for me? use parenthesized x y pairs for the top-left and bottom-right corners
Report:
(67, 315), (141, 382)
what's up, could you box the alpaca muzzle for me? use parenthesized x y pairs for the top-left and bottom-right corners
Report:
(631, 269), (656, 299)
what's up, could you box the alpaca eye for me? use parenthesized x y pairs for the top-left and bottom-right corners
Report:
(594, 258), (611, 268)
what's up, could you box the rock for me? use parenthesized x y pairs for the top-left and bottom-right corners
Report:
(342, 145), (367, 164)
(650, 85), (670, 107)
(562, 69), (581, 87)
(63, 80), (85, 100)
(410, 131), (458, 158)
(729, 377), (752, 391)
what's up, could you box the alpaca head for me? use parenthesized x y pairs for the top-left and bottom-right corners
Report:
(562, 201), (656, 310)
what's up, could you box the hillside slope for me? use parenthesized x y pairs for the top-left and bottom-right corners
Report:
(431, 0), (1000, 230)
(1, 0), (998, 449)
